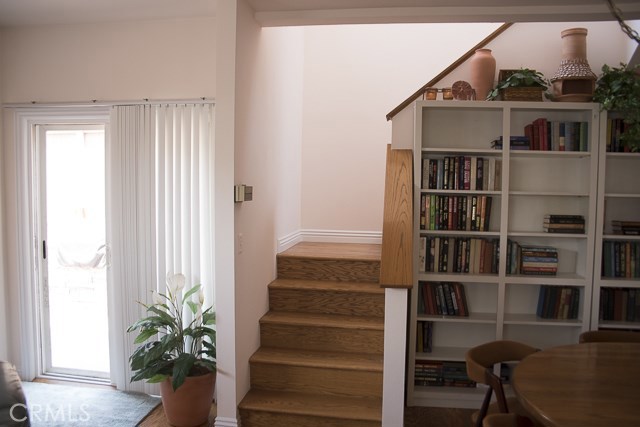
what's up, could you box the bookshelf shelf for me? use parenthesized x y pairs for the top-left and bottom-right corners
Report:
(509, 151), (591, 159)
(408, 101), (598, 408)
(503, 313), (583, 326)
(507, 231), (588, 239)
(509, 191), (590, 197)
(417, 312), (497, 324)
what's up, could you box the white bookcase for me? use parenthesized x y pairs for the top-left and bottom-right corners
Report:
(407, 101), (600, 408)
(592, 113), (640, 332)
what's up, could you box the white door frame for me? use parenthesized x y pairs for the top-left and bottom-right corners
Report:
(13, 107), (113, 382)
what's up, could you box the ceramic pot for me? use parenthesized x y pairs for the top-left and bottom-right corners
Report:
(160, 372), (215, 427)
(469, 49), (496, 101)
(551, 27), (596, 101)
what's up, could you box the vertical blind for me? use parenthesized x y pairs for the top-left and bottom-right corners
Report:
(108, 104), (215, 392)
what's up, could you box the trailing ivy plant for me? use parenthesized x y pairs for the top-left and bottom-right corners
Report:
(592, 63), (640, 151)
(486, 68), (549, 101)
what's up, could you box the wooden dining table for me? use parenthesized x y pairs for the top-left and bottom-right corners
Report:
(512, 342), (640, 427)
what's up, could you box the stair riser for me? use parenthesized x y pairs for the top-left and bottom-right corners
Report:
(277, 258), (380, 283)
(269, 289), (385, 318)
(261, 324), (383, 354)
(250, 363), (383, 398)
(239, 410), (381, 427)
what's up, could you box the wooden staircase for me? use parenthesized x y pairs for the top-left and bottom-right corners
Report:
(238, 242), (385, 427)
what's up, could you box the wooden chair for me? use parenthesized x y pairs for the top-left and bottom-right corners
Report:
(465, 340), (538, 427)
(579, 330), (640, 343)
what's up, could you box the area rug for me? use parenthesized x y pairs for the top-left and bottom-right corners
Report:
(20, 381), (160, 427)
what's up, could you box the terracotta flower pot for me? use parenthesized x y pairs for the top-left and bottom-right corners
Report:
(160, 372), (216, 427)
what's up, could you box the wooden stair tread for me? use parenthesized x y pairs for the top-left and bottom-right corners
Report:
(279, 242), (381, 262)
(260, 311), (384, 330)
(239, 389), (382, 422)
(269, 278), (384, 294)
(250, 347), (383, 372)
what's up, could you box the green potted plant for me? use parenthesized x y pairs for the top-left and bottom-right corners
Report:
(128, 273), (216, 427)
(592, 63), (640, 151)
(487, 68), (549, 101)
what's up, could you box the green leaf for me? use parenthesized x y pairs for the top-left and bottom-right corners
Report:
(171, 353), (197, 390)
(186, 301), (199, 315)
(182, 284), (201, 305)
(146, 374), (169, 384)
(134, 328), (159, 344)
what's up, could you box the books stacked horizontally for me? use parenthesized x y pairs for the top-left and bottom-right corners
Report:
(414, 359), (475, 388)
(536, 285), (580, 320)
(418, 281), (469, 317)
(507, 240), (558, 275)
(491, 135), (530, 150)
(612, 220), (640, 235)
(543, 214), (585, 234)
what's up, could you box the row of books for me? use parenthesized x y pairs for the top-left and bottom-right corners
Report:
(419, 282), (469, 317)
(415, 320), (433, 353)
(524, 118), (589, 151)
(419, 237), (500, 274)
(612, 220), (640, 236)
(421, 156), (502, 191)
(507, 241), (558, 276)
(543, 214), (585, 234)
(599, 288), (640, 322)
(536, 285), (580, 320)
(606, 117), (634, 153)
(602, 240), (640, 278)
(419, 194), (493, 231)
(414, 359), (476, 388)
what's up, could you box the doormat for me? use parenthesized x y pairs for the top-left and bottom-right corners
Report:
(20, 381), (160, 427)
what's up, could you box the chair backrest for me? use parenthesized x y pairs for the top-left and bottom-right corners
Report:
(579, 330), (640, 343)
(466, 340), (538, 427)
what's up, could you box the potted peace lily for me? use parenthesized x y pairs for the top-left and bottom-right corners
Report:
(128, 273), (216, 427)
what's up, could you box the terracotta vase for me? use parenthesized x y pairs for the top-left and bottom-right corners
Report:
(469, 49), (496, 101)
(160, 372), (216, 427)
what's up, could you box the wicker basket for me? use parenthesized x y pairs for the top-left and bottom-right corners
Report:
(500, 86), (545, 102)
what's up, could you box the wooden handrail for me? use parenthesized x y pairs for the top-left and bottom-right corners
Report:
(386, 23), (513, 121)
(380, 144), (413, 289)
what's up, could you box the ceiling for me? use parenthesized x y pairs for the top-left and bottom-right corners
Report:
(0, 0), (638, 28)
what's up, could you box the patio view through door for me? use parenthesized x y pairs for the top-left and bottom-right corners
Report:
(37, 125), (111, 381)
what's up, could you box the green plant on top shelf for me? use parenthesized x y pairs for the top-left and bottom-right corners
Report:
(486, 68), (549, 101)
(592, 63), (640, 151)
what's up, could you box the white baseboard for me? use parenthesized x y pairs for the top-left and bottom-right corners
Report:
(277, 229), (382, 252)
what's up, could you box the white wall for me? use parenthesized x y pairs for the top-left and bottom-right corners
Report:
(301, 23), (501, 233)
(234, 0), (304, 404)
(0, 17), (216, 103)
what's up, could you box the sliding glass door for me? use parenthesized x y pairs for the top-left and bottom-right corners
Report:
(37, 125), (111, 380)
